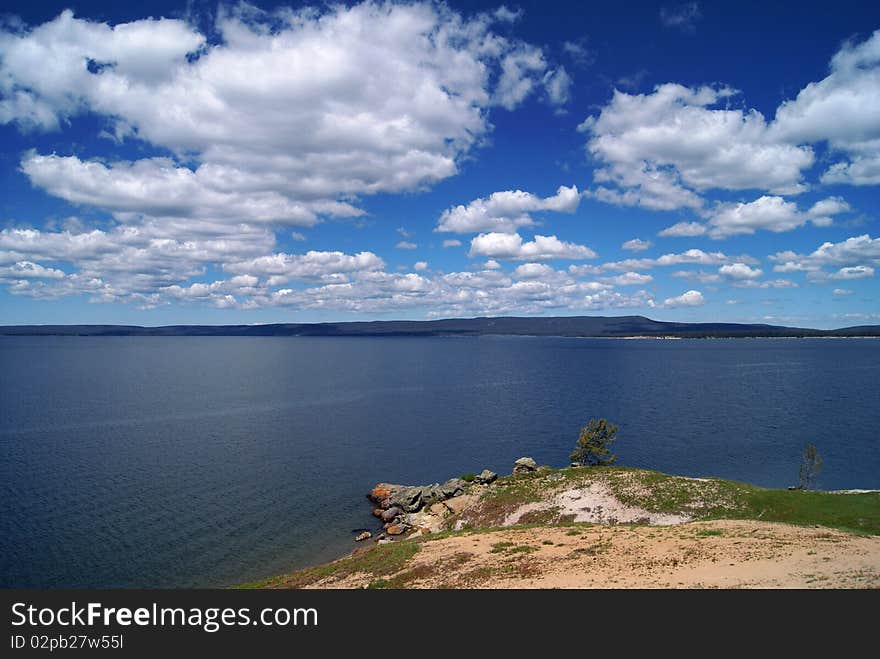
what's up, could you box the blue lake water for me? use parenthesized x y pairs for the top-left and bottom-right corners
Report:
(1, 335), (878, 587)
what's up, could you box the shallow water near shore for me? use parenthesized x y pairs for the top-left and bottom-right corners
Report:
(1, 335), (878, 588)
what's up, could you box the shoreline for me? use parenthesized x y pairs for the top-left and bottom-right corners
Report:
(241, 462), (880, 589)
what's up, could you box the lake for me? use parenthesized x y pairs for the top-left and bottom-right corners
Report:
(1, 335), (878, 587)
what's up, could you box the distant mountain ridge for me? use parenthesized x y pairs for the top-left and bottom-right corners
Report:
(2, 315), (879, 338)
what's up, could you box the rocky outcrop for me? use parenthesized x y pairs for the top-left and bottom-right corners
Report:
(476, 469), (498, 484)
(513, 457), (538, 473)
(364, 468), (498, 541)
(380, 507), (402, 522)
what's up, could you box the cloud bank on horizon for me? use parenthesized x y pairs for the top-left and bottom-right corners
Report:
(0, 0), (878, 327)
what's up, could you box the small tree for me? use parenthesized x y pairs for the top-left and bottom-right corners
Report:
(570, 418), (618, 466)
(798, 443), (823, 490)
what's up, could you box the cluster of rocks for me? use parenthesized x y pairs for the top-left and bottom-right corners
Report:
(362, 468), (499, 542)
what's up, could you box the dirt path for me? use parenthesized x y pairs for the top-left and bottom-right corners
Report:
(308, 520), (880, 589)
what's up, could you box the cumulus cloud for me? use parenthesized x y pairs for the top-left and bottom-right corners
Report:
(602, 272), (654, 286)
(436, 185), (580, 233)
(622, 238), (651, 252)
(770, 234), (880, 283)
(772, 30), (880, 186)
(600, 247), (755, 272)
(580, 84), (814, 212)
(468, 232), (597, 261)
(706, 195), (849, 239)
(442, 239), (462, 248)
(20, 152), (362, 227)
(395, 241), (418, 250)
(658, 221), (707, 237)
(659, 289), (705, 308)
(0, 3), (569, 309)
(719, 263), (763, 280)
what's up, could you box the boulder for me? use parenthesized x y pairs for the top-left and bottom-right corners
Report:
(385, 523), (408, 536)
(354, 531), (372, 542)
(419, 484), (443, 507)
(475, 469), (498, 485)
(380, 506), (402, 522)
(372, 508), (384, 518)
(440, 478), (467, 498)
(389, 486), (425, 513)
(513, 457), (538, 473)
(369, 483), (402, 503)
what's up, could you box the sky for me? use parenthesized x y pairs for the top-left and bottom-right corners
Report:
(0, 0), (879, 327)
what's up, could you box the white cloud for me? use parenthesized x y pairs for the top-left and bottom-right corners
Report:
(395, 241), (418, 250)
(562, 40), (592, 66)
(707, 195), (848, 239)
(21, 152), (362, 227)
(731, 278), (797, 289)
(719, 263), (763, 280)
(600, 247), (755, 272)
(660, 289), (705, 308)
(671, 270), (720, 284)
(0, 260), (66, 280)
(436, 185), (580, 233)
(468, 232), (597, 261)
(0, 3), (566, 307)
(822, 154), (880, 186)
(658, 221), (707, 237)
(581, 83), (815, 212)
(602, 272), (654, 286)
(771, 234), (880, 275)
(413, 261), (428, 271)
(543, 67), (572, 107)
(830, 265), (875, 280)
(512, 263), (557, 280)
(622, 238), (651, 252)
(442, 239), (462, 248)
(772, 30), (880, 186)
(484, 259), (501, 270)
(833, 288), (853, 296)
(223, 250), (384, 285)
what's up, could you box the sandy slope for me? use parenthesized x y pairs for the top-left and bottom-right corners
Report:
(307, 520), (880, 589)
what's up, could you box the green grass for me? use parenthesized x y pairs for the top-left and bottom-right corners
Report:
(588, 466), (880, 536)
(696, 528), (724, 537)
(236, 541), (420, 589)
(489, 541), (515, 553)
(241, 465), (879, 588)
(726, 487), (880, 536)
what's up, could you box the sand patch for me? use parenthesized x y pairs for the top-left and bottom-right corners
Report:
(503, 482), (690, 526)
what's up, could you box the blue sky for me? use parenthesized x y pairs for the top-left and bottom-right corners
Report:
(1, 0), (878, 327)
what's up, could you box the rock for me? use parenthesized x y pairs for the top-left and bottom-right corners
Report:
(369, 483), (402, 503)
(354, 531), (372, 542)
(513, 457), (538, 473)
(440, 478), (467, 498)
(379, 498), (393, 509)
(547, 473), (564, 482)
(380, 506), (402, 522)
(372, 508), (384, 518)
(419, 484), (443, 507)
(570, 462), (581, 468)
(390, 486), (425, 513)
(475, 469), (498, 484)
(385, 523), (408, 536)
(377, 538), (393, 545)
